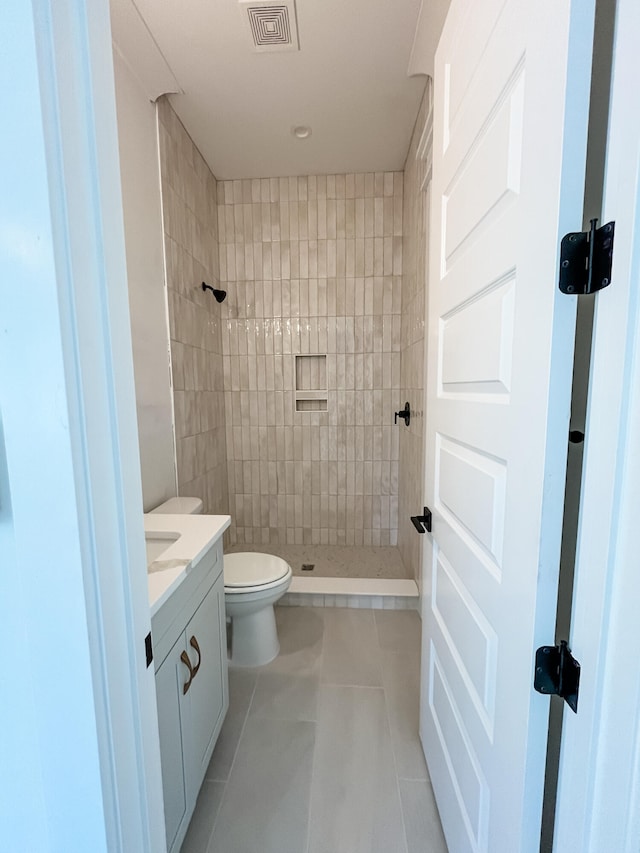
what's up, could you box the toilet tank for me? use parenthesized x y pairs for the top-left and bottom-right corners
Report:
(150, 496), (203, 515)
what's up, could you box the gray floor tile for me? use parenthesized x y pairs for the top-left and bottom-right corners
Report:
(206, 668), (257, 782)
(321, 608), (383, 687)
(399, 779), (448, 853)
(250, 669), (320, 721)
(265, 606), (325, 674)
(308, 684), (408, 853)
(194, 605), (441, 853)
(374, 609), (422, 654)
(207, 716), (315, 853)
(180, 780), (225, 853)
(380, 649), (428, 780)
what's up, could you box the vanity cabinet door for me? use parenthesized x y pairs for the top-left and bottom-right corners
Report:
(184, 574), (228, 799)
(153, 559), (229, 853)
(155, 635), (188, 852)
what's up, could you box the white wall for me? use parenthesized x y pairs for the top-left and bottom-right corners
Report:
(113, 50), (176, 510)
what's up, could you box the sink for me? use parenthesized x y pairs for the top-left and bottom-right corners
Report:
(145, 532), (180, 565)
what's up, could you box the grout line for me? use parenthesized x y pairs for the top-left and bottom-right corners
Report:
(377, 627), (411, 853)
(303, 606), (326, 853)
(203, 787), (226, 853)
(372, 607), (386, 685)
(373, 605), (383, 648)
(385, 709), (411, 853)
(204, 673), (258, 853)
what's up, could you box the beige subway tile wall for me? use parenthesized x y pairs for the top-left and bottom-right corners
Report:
(218, 172), (404, 546)
(398, 83), (432, 582)
(157, 98), (229, 516)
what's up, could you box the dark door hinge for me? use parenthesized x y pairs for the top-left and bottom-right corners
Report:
(410, 507), (432, 534)
(534, 640), (580, 713)
(559, 219), (614, 295)
(145, 632), (153, 668)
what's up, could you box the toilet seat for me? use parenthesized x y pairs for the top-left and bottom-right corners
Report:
(224, 552), (292, 594)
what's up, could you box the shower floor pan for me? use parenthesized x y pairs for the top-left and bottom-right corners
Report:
(225, 544), (419, 611)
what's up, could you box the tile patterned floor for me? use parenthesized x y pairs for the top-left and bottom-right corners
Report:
(180, 607), (448, 853)
(226, 544), (411, 579)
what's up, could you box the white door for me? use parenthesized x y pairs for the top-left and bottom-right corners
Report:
(419, 1), (596, 851)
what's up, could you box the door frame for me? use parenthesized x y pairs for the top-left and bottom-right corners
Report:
(4, 0), (638, 849)
(553, 0), (640, 848)
(0, 0), (165, 849)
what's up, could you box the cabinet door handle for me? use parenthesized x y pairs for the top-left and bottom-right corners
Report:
(189, 636), (202, 678)
(180, 651), (195, 694)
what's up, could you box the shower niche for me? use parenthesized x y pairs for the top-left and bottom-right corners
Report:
(295, 354), (327, 412)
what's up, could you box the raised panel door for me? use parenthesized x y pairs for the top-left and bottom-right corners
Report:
(155, 636), (188, 851)
(184, 575), (228, 800)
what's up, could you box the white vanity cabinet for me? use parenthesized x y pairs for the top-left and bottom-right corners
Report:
(151, 537), (228, 853)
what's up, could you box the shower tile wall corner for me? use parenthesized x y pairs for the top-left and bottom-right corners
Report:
(218, 172), (404, 547)
(157, 98), (229, 516)
(398, 83), (432, 581)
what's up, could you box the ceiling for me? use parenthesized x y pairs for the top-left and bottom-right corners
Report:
(111, 0), (434, 179)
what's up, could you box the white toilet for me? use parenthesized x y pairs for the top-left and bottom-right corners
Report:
(223, 552), (292, 666)
(150, 497), (292, 667)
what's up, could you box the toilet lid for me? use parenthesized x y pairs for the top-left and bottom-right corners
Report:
(223, 552), (291, 588)
(149, 496), (203, 514)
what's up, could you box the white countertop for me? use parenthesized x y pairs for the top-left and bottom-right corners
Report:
(144, 513), (230, 615)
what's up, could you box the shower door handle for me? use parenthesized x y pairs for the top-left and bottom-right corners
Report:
(395, 402), (411, 426)
(410, 507), (432, 534)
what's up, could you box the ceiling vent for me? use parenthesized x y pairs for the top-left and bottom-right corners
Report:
(239, 0), (300, 52)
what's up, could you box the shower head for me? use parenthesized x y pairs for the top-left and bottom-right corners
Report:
(202, 282), (227, 303)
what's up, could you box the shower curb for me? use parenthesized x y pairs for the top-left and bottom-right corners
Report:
(280, 577), (419, 611)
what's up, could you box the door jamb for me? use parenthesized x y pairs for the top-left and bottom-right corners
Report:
(1, 0), (166, 849)
(553, 0), (640, 847)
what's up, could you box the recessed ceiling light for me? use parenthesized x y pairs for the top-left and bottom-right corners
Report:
(293, 125), (312, 139)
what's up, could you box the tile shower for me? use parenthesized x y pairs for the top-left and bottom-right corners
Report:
(157, 99), (228, 518)
(218, 170), (403, 550)
(158, 86), (431, 590)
